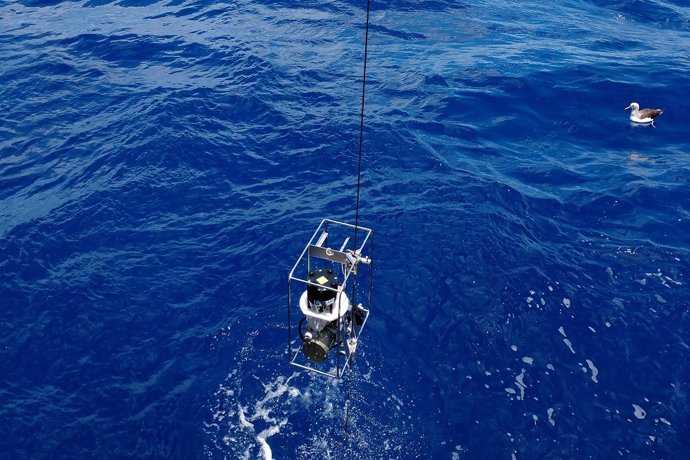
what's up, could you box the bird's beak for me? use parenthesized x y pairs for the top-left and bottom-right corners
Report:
(625, 105), (632, 110)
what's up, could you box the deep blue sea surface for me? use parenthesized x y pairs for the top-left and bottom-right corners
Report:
(2, 0), (690, 458)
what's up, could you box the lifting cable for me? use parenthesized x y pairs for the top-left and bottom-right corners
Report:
(345, 0), (372, 451)
(353, 0), (371, 249)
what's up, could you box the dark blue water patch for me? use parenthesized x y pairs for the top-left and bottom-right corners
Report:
(14, 0), (65, 6)
(509, 163), (588, 187)
(1, 192), (247, 458)
(57, 33), (188, 67)
(423, 73), (449, 87)
(587, 0), (690, 32)
(82, 0), (120, 6)
(114, 0), (162, 6)
(590, 37), (649, 52)
(372, 0), (467, 13)
(369, 23), (428, 41)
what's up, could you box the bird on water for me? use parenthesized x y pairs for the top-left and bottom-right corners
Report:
(625, 102), (663, 125)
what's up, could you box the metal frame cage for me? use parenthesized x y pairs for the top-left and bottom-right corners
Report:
(287, 218), (373, 379)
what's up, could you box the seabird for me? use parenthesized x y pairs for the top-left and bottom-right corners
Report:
(625, 102), (663, 124)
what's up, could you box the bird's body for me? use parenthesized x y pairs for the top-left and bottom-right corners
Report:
(625, 102), (663, 124)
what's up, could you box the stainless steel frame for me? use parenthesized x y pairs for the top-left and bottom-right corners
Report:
(287, 218), (373, 379)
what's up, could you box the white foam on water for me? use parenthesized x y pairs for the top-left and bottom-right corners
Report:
(208, 372), (301, 459)
(606, 267), (616, 281)
(511, 345), (518, 352)
(562, 298), (571, 308)
(664, 275), (682, 286)
(206, 325), (422, 459)
(659, 417), (671, 425)
(632, 404), (646, 419)
(645, 269), (682, 288)
(514, 369), (527, 400)
(547, 408), (555, 426)
(451, 444), (462, 460)
(563, 338), (575, 354)
(522, 356), (533, 365)
(585, 359), (599, 383)
(254, 374), (302, 458)
(257, 421), (287, 460)
(238, 404), (254, 429)
(655, 294), (667, 303)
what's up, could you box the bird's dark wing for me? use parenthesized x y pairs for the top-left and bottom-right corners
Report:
(639, 108), (663, 119)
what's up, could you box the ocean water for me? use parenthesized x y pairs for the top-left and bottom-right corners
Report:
(1, 0), (689, 458)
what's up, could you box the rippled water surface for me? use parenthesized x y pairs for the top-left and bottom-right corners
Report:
(2, 0), (689, 458)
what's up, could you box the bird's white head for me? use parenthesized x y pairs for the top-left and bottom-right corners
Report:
(625, 102), (639, 111)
